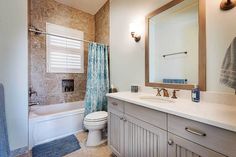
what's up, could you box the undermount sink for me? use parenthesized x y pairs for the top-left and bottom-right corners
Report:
(139, 96), (174, 103)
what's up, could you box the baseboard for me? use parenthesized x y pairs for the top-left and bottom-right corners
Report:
(10, 146), (28, 157)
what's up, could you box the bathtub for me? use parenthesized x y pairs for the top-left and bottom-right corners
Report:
(29, 101), (85, 149)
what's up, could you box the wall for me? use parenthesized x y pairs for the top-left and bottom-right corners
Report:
(29, 0), (95, 105)
(0, 0), (28, 151)
(110, 0), (172, 91)
(206, 0), (236, 92)
(95, 0), (110, 45)
(110, 0), (236, 93)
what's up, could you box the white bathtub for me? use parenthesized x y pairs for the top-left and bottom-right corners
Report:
(29, 101), (85, 149)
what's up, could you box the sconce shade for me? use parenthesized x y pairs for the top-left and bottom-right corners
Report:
(220, 0), (236, 10)
(129, 22), (141, 42)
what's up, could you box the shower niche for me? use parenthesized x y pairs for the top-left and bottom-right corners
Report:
(62, 79), (74, 92)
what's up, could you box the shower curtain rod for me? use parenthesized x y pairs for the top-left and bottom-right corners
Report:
(28, 28), (109, 46)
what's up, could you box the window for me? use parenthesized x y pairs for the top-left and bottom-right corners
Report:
(46, 23), (84, 73)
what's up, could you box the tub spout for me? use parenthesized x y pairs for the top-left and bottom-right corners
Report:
(29, 101), (40, 106)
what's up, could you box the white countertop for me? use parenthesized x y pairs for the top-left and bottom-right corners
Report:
(107, 92), (236, 133)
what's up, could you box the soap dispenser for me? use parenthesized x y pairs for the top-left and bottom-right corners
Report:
(192, 85), (200, 102)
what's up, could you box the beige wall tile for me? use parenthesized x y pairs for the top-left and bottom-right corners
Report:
(95, 1), (110, 45)
(29, 0), (96, 105)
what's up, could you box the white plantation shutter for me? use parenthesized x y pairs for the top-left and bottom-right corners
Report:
(46, 23), (84, 73)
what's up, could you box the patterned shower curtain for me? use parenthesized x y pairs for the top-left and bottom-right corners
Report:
(84, 43), (110, 116)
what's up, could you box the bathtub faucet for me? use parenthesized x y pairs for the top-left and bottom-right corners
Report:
(29, 101), (40, 107)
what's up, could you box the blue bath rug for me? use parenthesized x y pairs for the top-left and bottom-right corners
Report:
(32, 135), (81, 157)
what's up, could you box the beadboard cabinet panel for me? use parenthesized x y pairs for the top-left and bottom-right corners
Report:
(108, 107), (124, 157)
(124, 114), (167, 157)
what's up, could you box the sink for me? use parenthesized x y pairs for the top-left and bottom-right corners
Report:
(139, 96), (174, 103)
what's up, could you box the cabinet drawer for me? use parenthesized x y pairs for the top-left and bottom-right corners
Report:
(124, 102), (167, 130)
(168, 114), (236, 157)
(108, 98), (124, 112)
(168, 133), (226, 157)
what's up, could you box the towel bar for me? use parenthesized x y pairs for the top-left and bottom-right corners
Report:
(163, 51), (187, 58)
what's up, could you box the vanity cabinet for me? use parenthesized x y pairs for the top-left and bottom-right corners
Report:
(108, 98), (236, 157)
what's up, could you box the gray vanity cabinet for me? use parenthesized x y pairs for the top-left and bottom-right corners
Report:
(168, 133), (226, 157)
(108, 98), (235, 157)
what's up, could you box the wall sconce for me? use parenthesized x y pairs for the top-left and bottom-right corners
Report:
(220, 0), (236, 10)
(129, 23), (141, 42)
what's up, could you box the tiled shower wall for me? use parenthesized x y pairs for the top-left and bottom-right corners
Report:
(95, 1), (110, 45)
(29, 0), (110, 105)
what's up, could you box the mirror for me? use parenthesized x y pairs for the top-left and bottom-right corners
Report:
(145, 0), (206, 91)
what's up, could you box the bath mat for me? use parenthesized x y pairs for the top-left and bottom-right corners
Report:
(32, 135), (81, 157)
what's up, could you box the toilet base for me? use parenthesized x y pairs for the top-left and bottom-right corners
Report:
(86, 130), (106, 147)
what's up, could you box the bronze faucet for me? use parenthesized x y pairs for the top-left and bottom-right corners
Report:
(155, 88), (180, 99)
(154, 88), (169, 97)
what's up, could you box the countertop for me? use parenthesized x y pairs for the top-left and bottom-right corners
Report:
(106, 92), (236, 133)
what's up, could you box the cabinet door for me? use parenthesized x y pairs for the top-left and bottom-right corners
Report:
(168, 133), (227, 157)
(108, 107), (124, 157)
(124, 114), (167, 157)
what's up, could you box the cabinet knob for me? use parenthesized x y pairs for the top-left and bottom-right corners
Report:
(168, 140), (174, 145)
(123, 118), (127, 122)
(120, 117), (124, 120)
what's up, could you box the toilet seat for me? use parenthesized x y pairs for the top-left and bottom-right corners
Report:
(84, 119), (107, 126)
(84, 111), (108, 122)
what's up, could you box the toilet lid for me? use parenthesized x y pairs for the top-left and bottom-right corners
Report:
(85, 111), (108, 122)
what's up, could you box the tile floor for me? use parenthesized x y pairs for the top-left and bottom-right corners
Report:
(65, 132), (113, 157)
(18, 131), (113, 157)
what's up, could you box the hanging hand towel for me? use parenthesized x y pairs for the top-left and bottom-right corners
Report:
(0, 83), (10, 157)
(220, 37), (236, 90)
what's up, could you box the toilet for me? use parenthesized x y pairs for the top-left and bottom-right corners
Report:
(84, 111), (108, 147)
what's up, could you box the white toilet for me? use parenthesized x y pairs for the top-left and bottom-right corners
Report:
(84, 111), (108, 147)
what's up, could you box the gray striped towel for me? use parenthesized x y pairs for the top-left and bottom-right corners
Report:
(0, 83), (10, 157)
(220, 37), (236, 90)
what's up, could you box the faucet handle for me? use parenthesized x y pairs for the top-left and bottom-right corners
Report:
(29, 87), (38, 97)
(162, 88), (169, 97)
(153, 87), (161, 96)
(171, 90), (180, 99)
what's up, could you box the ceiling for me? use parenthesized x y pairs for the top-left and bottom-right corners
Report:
(55, 0), (108, 15)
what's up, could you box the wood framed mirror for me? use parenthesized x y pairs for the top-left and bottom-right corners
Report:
(145, 0), (206, 91)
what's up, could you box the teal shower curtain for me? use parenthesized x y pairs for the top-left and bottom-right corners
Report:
(84, 43), (110, 116)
